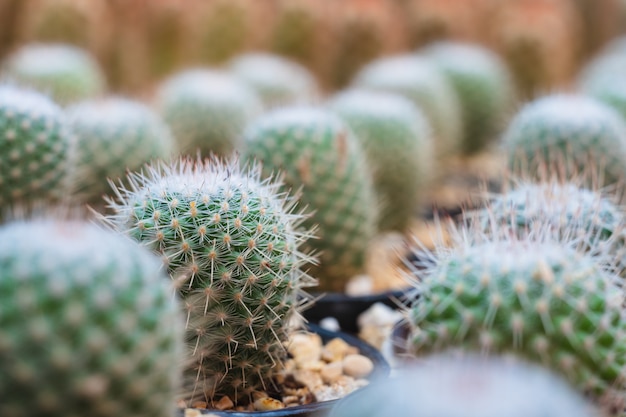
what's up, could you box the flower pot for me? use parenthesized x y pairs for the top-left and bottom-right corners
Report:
(179, 323), (391, 417)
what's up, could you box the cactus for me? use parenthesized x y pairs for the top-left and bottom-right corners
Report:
(422, 41), (515, 155)
(228, 52), (318, 109)
(270, 2), (317, 67)
(155, 69), (262, 158)
(352, 54), (463, 159)
(471, 179), (626, 275)
(241, 106), (377, 292)
(2, 43), (106, 106)
(67, 97), (176, 205)
(103, 157), (314, 405)
(195, 0), (248, 64)
(330, 355), (597, 417)
(502, 94), (626, 186)
(579, 53), (626, 123)
(0, 217), (182, 417)
(0, 85), (74, 209)
(327, 89), (434, 232)
(405, 220), (626, 404)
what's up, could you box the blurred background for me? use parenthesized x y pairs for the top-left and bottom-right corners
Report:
(1, 0), (625, 99)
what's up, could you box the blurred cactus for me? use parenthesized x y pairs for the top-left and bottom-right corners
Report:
(195, 0), (248, 65)
(270, 1), (318, 66)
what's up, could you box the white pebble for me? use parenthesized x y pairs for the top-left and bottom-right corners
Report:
(254, 397), (285, 411)
(342, 354), (374, 378)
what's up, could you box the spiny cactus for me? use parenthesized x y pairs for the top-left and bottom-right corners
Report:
(228, 52), (318, 109)
(241, 106), (377, 292)
(579, 53), (626, 122)
(0, 217), (182, 417)
(503, 94), (626, 186)
(2, 43), (106, 106)
(352, 54), (463, 160)
(103, 157), (315, 405)
(67, 96), (176, 205)
(155, 69), (262, 158)
(330, 355), (598, 417)
(422, 41), (515, 155)
(405, 221), (626, 405)
(327, 89), (434, 232)
(0, 84), (74, 209)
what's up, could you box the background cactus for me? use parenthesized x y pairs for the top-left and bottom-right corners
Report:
(0, 85), (74, 210)
(241, 107), (377, 292)
(228, 52), (318, 110)
(155, 69), (262, 158)
(194, 0), (248, 65)
(352, 54), (462, 160)
(103, 157), (314, 405)
(422, 41), (515, 155)
(327, 89), (434, 232)
(405, 222), (626, 404)
(0, 217), (182, 417)
(330, 355), (598, 417)
(579, 52), (626, 123)
(2, 43), (106, 106)
(502, 94), (626, 186)
(67, 96), (176, 205)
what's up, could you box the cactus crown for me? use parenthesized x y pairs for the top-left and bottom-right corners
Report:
(102, 157), (316, 405)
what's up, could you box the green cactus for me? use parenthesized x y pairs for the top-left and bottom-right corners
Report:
(352, 54), (463, 159)
(155, 69), (262, 158)
(422, 41), (515, 155)
(0, 85), (74, 209)
(228, 52), (318, 110)
(331, 355), (597, 417)
(241, 107), (378, 292)
(3, 43), (105, 106)
(503, 94), (626, 186)
(327, 89), (434, 233)
(472, 180), (626, 275)
(0, 217), (182, 417)
(579, 53), (626, 122)
(67, 97), (176, 205)
(103, 157), (314, 405)
(405, 222), (626, 403)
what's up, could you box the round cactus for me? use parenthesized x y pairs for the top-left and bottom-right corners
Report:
(502, 94), (626, 186)
(67, 96), (176, 204)
(0, 84), (74, 209)
(406, 223), (626, 402)
(103, 157), (314, 405)
(228, 52), (318, 109)
(352, 54), (463, 159)
(330, 355), (597, 417)
(156, 69), (262, 158)
(2, 43), (105, 106)
(327, 89), (434, 232)
(0, 218), (182, 417)
(579, 53), (626, 122)
(241, 107), (377, 292)
(422, 41), (515, 155)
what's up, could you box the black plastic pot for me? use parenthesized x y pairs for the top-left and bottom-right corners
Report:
(178, 323), (390, 417)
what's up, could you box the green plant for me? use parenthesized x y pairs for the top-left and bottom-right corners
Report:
(155, 69), (262, 158)
(352, 54), (462, 159)
(241, 106), (377, 292)
(405, 221), (626, 405)
(422, 41), (515, 154)
(0, 217), (182, 417)
(103, 157), (314, 405)
(67, 96), (176, 204)
(0, 84), (74, 209)
(330, 355), (597, 417)
(3, 43), (105, 106)
(579, 53), (626, 122)
(228, 52), (318, 109)
(502, 94), (626, 186)
(327, 89), (434, 233)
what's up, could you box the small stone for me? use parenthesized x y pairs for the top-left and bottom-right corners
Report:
(177, 399), (188, 408)
(254, 397), (285, 411)
(191, 401), (208, 409)
(320, 361), (343, 384)
(287, 332), (322, 365)
(282, 395), (300, 406)
(321, 337), (351, 362)
(184, 409), (203, 417)
(294, 369), (324, 390)
(342, 354), (374, 378)
(319, 316), (341, 332)
(345, 274), (374, 296)
(214, 395), (234, 410)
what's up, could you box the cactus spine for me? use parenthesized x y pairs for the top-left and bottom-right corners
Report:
(103, 157), (314, 405)
(0, 218), (182, 417)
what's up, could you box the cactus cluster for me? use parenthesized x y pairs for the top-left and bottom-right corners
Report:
(103, 157), (314, 405)
(241, 107), (378, 293)
(0, 217), (182, 417)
